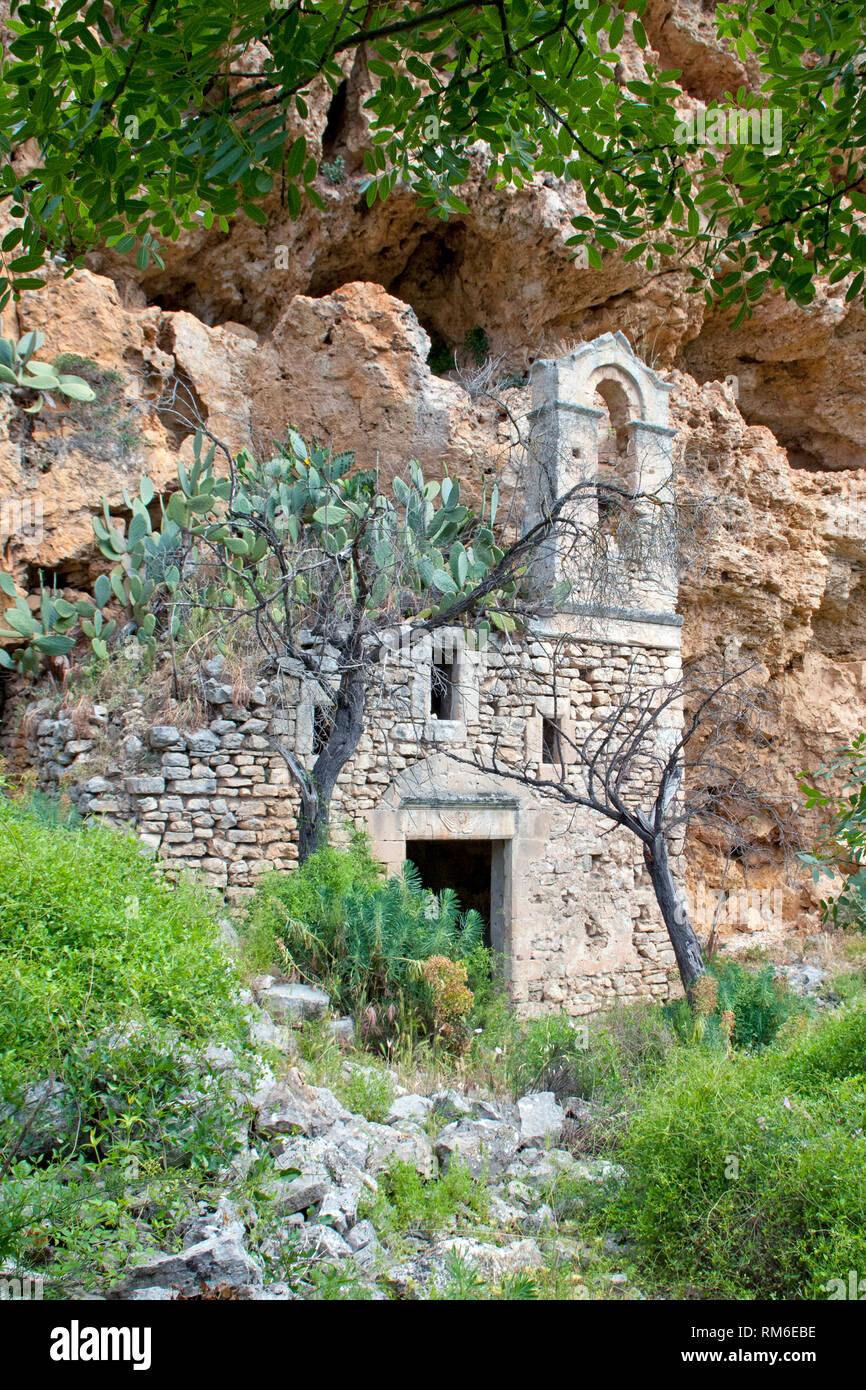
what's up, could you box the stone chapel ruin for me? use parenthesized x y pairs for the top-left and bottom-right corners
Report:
(19, 333), (684, 1015)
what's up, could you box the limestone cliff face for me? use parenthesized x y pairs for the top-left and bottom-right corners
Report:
(2, 0), (865, 940)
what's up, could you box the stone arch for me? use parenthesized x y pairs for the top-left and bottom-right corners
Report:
(533, 330), (675, 429)
(587, 363), (645, 424)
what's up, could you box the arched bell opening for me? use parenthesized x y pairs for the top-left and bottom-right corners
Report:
(593, 377), (637, 535)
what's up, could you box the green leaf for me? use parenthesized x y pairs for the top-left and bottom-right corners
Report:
(2, 607), (36, 637)
(167, 492), (189, 526)
(33, 632), (76, 655)
(431, 568), (458, 594)
(242, 202), (268, 225)
(57, 378), (96, 400)
(110, 569), (127, 607)
(92, 571), (112, 612)
(127, 510), (150, 546)
(313, 504), (350, 526)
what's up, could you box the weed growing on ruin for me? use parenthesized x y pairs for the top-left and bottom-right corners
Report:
(320, 156), (346, 185)
(339, 1067), (395, 1124)
(361, 1157), (487, 1240)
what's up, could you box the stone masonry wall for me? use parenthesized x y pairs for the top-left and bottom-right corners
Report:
(6, 619), (681, 1017)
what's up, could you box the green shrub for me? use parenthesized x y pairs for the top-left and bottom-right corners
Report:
(505, 1001), (673, 1104)
(664, 958), (795, 1052)
(800, 732), (866, 928)
(0, 797), (239, 1098)
(463, 326), (489, 365)
(439, 1252), (538, 1301)
(508, 1012), (588, 1098)
(339, 1067), (395, 1123)
(363, 1158), (488, 1237)
(592, 1002), (866, 1298)
(247, 835), (484, 1042)
(0, 797), (250, 1290)
(426, 333), (455, 376)
(463, 943), (498, 1019)
(777, 998), (866, 1088)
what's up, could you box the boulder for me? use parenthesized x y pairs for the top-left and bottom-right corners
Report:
(295, 1224), (353, 1263)
(317, 1181), (362, 1235)
(255, 1074), (352, 1139)
(272, 1174), (330, 1216)
(246, 1007), (297, 1056)
(1, 1079), (78, 1160)
(258, 981), (330, 1024)
(385, 1094), (433, 1126)
(516, 1091), (564, 1149)
(433, 1118), (518, 1179)
(430, 1088), (474, 1119)
(110, 1229), (262, 1298)
(438, 1236), (543, 1280)
(505, 1147), (586, 1187)
(186, 729), (220, 755)
(364, 1121), (436, 1179)
(203, 680), (235, 705)
(148, 726), (185, 750)
(272, 1133), (377, 1195)
(328, 1017), (356, 1048)
(346, 1219), (378, 1255)
(487, 1194), (524, 1226)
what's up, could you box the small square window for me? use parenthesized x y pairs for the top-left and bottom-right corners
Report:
(430, 658), (457, 720)
(542, 716), (561, 765)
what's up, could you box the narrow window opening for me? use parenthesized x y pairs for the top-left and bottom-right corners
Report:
(430, 658), (457, 720)
(312, 705), (333, 755)
(542, 716), (561, 765)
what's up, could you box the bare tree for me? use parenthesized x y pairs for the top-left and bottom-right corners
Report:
(435, 644), (788, 1000)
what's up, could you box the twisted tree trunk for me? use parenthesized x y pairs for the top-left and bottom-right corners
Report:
(643, 832), (706, 998)
(282, 662), (367, 864)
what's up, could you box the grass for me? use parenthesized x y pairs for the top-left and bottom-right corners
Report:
(52, 355), (147, 460)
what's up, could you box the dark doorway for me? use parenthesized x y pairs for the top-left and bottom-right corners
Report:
(406, 838), (492, 947)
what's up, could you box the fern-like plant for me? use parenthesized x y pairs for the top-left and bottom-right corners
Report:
(249, 836), (483, 1042)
